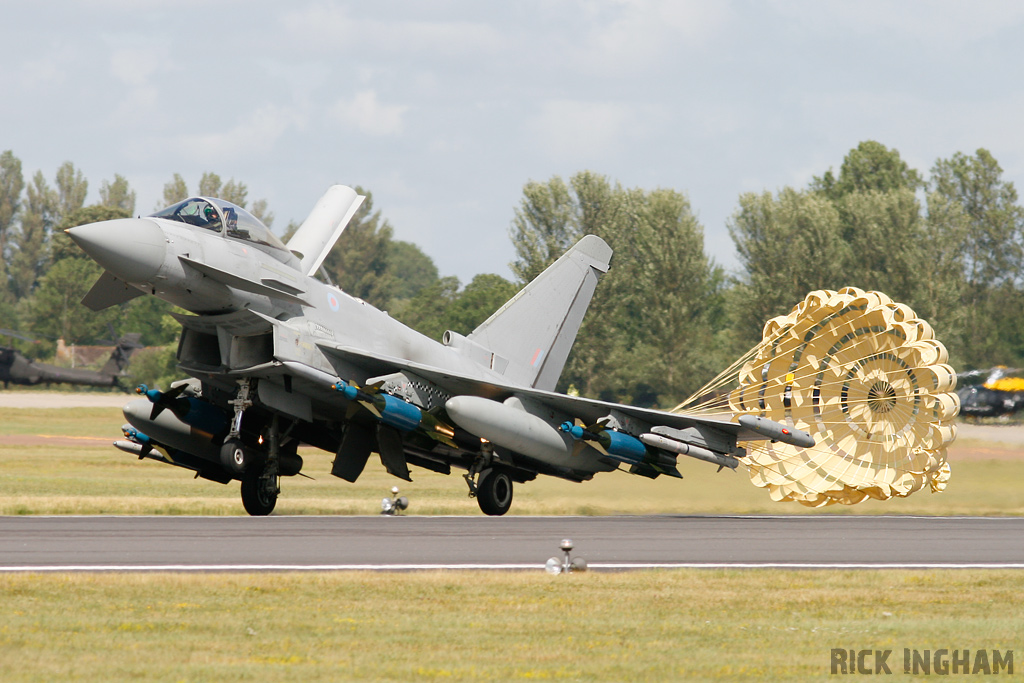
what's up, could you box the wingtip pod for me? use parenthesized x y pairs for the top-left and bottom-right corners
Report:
(682, 288), (958, 507)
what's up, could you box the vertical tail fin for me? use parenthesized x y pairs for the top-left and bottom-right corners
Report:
(100, 334), (143, 377)
(468, 235), (612, 391)
(286, 185), (365, 276)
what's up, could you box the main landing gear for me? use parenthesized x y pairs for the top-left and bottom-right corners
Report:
(240, 470), (278, 516)
(222, 380), (281, 516)
(220, 436), (279, 516)
(465, 458), (514, 516)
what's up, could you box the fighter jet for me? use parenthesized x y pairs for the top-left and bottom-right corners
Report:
(66, 186), (813, 515)
(0, 334), (142, 389)
(957, 367), (1024, 419)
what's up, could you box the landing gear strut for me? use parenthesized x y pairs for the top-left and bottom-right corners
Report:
(221, 379), (257, 476)
(227, 378), (253, 439)
(225, 380), (286, 517)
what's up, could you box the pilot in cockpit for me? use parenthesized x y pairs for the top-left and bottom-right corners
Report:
(202, 205), (221, 229)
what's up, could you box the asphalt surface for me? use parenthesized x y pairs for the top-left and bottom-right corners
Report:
(2, 515), (1023, 571)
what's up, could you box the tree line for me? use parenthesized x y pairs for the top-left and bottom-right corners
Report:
(1, 141), (1021, 406)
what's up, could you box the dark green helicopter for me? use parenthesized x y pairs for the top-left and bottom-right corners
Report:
(0, 330), (141, 389)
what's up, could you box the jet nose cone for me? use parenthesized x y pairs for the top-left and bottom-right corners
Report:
(67, 218), (166, 283)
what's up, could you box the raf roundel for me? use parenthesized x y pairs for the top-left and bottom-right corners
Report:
(327, 292), (340, 312)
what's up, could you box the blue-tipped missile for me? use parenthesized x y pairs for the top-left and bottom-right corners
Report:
(117, 421), (302, 477)
(116, 424), (176, 464)
(333, 380), (455, 443)
(136, 384), (229, 437)
(559, 421), (648, 464)
(121, 424), (153, 447)
(559, 421), (681, 476)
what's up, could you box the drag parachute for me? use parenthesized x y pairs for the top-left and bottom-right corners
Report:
(675, 287), (957, 507)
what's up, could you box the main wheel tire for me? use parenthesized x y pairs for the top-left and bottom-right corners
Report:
(220, 439), (249, 476)
(240, 474), (277, 516)
(477, 469), (513, 516)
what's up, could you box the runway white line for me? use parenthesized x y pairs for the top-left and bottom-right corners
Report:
(0, 564), (543, 572)
(4, 562), (1024, 572)
(592, 563), (1024, 569)
(18, 514), (1024, 518)
(14, 514), (1024, 520)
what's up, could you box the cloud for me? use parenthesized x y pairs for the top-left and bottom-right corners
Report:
(105, 45), (169, 125)
(769, 0), (1024, 47)
(570, 0), (735, 73)
(110, 85), (161, 125)
(792, 88), (1024, 183)
(527, 99), (666, 163)
(173, 105), (303, 163)
(109, 47), (163, 87)
(282, 3), (357, 47)
(15, 50), (73, 90)
(330, 90), (408, 136)
(283, 5), (503, 58)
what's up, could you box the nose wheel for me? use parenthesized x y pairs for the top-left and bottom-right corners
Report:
(225, 407), (287, 517)
(220, 438), (250, 475)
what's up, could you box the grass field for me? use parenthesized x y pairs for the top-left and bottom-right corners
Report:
(3, 404), (1023, 681)
(1, 406), (1022, 516)
(1, 570), (1020, 681)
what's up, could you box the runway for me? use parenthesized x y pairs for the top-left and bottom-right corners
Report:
(2, 515), (1023, 571)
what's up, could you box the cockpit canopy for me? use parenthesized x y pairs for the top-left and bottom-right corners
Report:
(150, 197), (288, 253)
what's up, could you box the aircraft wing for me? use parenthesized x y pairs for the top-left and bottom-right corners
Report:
(424, 366), (777, 443)
(179, 256), (310, 306)
(316, 341), (788, 445)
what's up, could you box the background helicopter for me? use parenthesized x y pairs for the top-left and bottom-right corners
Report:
(0, 328), (142, 390)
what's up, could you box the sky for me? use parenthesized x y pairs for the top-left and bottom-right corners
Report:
(2, 0), (1023, 284)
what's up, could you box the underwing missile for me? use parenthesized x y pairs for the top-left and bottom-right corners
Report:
(639, 433), (739, 470)
(114, 438), (148, 457)
(560, 421), (648, 464)
(559, 422), (683, 477)
(116, 431), (233, 484)
(737, 415), (815, 448)
(334, 380), (455, 444)
(118, 427), (302, 478)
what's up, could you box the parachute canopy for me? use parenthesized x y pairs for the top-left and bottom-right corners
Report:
(675, 287), (957, 507)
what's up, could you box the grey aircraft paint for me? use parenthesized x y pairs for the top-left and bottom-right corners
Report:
(67, 186), (805, 516)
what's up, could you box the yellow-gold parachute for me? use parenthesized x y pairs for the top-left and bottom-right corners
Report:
(673, 287), (957, 507)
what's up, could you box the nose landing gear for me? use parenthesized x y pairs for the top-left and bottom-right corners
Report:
(224, 383), (289, 517)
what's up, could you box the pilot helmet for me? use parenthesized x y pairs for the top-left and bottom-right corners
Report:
(204, 205), (219, 221)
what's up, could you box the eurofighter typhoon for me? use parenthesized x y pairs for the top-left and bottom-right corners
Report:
(67, 186), (813, 515)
